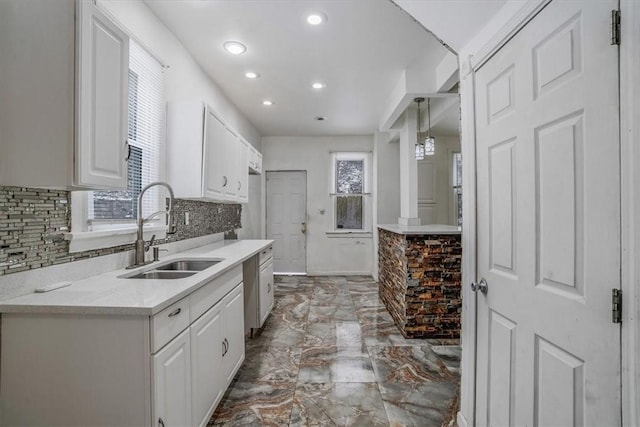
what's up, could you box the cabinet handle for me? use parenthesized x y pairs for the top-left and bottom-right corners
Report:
(168, 308), (182, 318)
(158, 417), (165, 427)
(223, 176), (228, 187)
(267, 283), (271, 293)
(124, 140), (131, 161)
(238, 181), (241, 191)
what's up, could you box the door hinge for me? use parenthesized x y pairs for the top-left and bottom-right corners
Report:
(611, 10), (621, 45)
(612, 289), (622, 323)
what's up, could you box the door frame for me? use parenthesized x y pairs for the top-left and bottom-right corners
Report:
(264, 170), (308, 275)
(457, 1), (640, 426)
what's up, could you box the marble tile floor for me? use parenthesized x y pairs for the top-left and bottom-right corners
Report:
(209, 275), (461, 427)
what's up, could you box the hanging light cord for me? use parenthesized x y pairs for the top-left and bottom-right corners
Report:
(427, 98), (431, 138)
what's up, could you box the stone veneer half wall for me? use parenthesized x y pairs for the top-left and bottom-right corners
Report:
(0, 186), (241, 276)
(378, 228), (462, 339)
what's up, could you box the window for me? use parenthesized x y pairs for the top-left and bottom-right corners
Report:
(88, 40), (165, 229)
(69, 39), (166, 251)
(330, 152), (371, 232)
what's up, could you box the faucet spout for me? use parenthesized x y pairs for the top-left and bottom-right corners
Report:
(131, 181), (176, 268)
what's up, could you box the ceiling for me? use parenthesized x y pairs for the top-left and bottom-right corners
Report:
(145, 0), (453, 137)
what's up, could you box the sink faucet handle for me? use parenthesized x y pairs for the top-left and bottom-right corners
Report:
(145, 234), (156, 252)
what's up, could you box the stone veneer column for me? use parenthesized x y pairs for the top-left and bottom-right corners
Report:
(378, 228), (462, 339)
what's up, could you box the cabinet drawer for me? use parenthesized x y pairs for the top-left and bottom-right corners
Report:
(258, 245), (272, 265)
(190, 265), (242, 322)
(151, 297), (191, 353)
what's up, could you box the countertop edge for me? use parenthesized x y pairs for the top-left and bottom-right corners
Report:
(0, 239), (274, 316)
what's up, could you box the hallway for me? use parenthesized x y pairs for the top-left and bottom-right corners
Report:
(210, 275), (461, 426)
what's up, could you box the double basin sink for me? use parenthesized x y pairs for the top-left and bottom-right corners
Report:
(122, 259), (224, 280)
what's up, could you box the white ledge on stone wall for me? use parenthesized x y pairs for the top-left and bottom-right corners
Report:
(66, 225), (167, 253)
(325, 231), (372, 238)
(377, 224), (462, 235)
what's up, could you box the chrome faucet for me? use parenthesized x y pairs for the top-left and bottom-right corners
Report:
(131, 181), (176, 268)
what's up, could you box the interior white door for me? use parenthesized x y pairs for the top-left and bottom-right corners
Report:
(474, 1), (621, 426)
(266, 171), (307, 274)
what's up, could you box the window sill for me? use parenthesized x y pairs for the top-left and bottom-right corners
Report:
(325, 231), (372, 238)
(66, 225), (168, 253)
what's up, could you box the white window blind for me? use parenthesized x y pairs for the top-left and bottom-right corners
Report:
(88, 40), (165, 230)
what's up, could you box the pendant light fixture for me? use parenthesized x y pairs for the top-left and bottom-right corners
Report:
(414, 97), (425, 160)
(424, 98), (435, 156)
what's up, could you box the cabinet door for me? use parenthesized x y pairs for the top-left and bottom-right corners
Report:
(76, 0), (129, 189)
(222, 283), (245, 385)
(153, 329), (192, 427)
(237, 139), (249, 203)
(259, 259), (274, 326)
(203, 107), (226, 200)
(191, 301), (224, 427)
(223, 128), (238, 201)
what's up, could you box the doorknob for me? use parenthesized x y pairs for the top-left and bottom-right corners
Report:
(471, 278), (488, 294)
(301, 222), (307, 234)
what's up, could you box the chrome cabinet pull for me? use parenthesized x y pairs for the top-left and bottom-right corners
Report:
(158, 417), (165, 427)
(168, 307), (182, 318)
(238, 181), (241, 191)
(222, 176), (228, 187)
(267, 283), (271, 293)
(124, 140), (131, 161)
(470, 278), (488, 295)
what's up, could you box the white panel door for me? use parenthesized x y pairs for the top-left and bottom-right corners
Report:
(152, 329), (192, 427)
(266, 171), (307, 274)
(190, 301), (224, 427)
(76, 0), (128, 189)
(203, 107), (226, 200)
(474, 1), (621, 426)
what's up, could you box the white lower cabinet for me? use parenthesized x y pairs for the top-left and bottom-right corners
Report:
(153, 329), (192, 427)
(222, 285), (245, 383)
(258, 258), (274, 325)
(190, 300), (224, 427)
(0, 266), (245, 427)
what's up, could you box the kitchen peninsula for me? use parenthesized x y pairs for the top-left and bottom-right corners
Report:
(378, 224), (462, 340)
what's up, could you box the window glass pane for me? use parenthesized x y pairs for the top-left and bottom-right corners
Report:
(336, 195), (363, 229)
(336, 160), (363, 194)
(92, 146), (142, 220)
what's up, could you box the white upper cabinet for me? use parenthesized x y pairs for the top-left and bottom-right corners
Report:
(0, 0), (129, 190)
(167, 102), (254, 203)
(76, 0), (129, 189)
(237, 139), (249, 204)
(248, 146), (263, 175)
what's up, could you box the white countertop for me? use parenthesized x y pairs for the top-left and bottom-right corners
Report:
(377, 224), (462, 235)
(0, 239), (273, 316)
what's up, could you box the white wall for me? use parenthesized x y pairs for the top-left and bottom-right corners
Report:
(262, 136), (374, 275)
(99, 0), (261, 150)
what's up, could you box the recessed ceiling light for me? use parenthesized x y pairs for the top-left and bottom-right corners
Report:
(245, 71), (259, 79)
(262, 100), (274, 106)
(312, 82), (325, 89)
(315, 116), (327, 121)
(307, 12), (327, 26)
(223, 41), (246, 55)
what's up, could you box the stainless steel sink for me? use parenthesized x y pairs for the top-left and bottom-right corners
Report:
(121, 258), (224, 279)
(127, 271), (197, 280)
(155, 259), (222, 271)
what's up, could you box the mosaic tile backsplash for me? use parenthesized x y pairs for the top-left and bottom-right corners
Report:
(0, 186), (241, 276)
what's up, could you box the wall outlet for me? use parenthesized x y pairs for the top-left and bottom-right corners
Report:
(184, 211), (190, 225)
